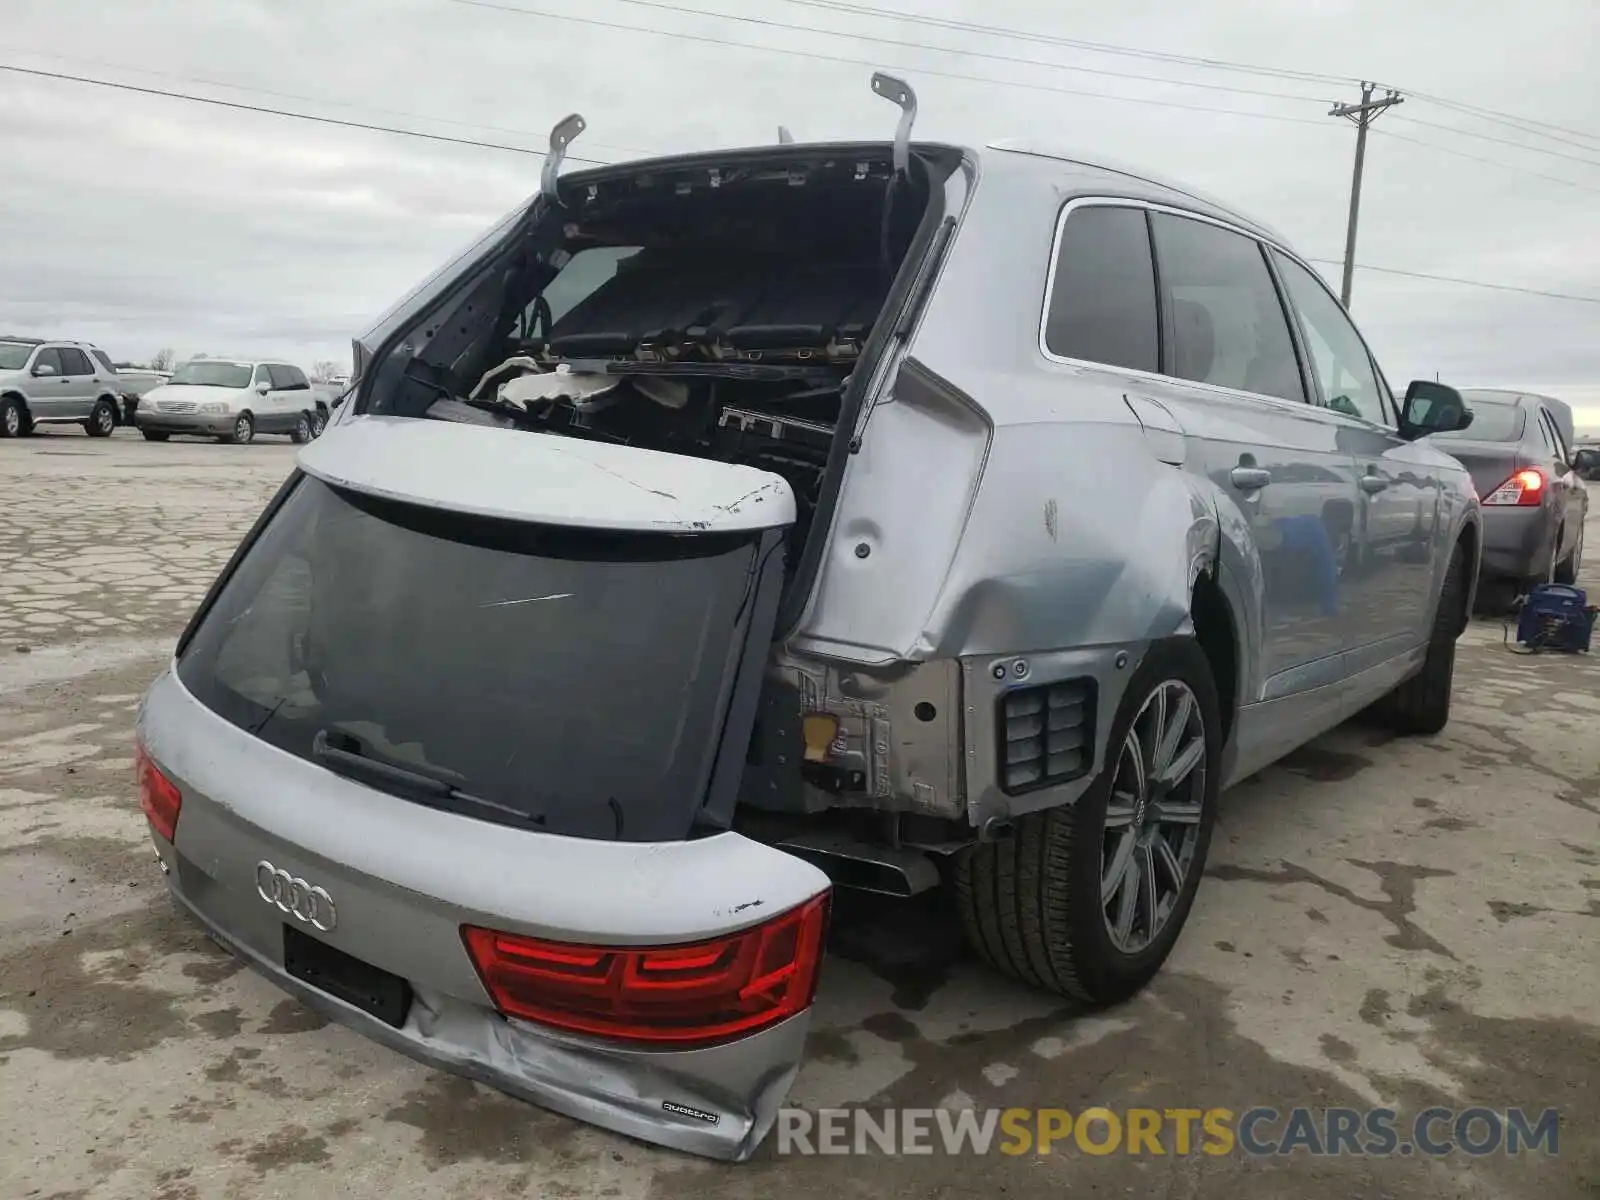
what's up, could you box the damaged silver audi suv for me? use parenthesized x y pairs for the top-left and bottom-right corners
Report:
(135, 76), (1482, 1160)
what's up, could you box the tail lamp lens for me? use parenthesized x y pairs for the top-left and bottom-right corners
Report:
(135, 744), (182, 843)
(462, 892), (830, 1047)
(1484, 468), (1546, 506)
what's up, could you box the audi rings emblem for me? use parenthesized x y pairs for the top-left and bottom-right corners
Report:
(256, 861), (337, 931)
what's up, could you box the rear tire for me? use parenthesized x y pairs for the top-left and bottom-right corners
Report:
(0, 397), (23, 438)
(85, 398), (116, 438)
(1554, 526), (1582, 586)
(141, 430), (170, 442)
(1474, 576), (1518, 617)
(955, 638), (1221, 1007)
(226, 412), (255, 445)
(1373, 542), (1466, 736)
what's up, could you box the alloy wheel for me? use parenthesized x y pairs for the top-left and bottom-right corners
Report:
(3, 405), (17, 436)
(1101, 679), (1207, 955)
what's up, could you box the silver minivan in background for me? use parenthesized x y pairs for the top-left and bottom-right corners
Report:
(135, 83), (1482, 1160)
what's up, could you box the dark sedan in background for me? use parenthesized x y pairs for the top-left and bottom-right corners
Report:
(1431, 389), (1588, 610)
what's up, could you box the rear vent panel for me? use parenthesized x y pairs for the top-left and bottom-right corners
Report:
(998, 678), (1096, 795)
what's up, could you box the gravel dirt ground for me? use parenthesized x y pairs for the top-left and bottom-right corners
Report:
(2, 427), (1596, 1199)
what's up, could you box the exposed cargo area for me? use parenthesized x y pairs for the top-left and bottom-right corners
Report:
(362, 144), (957, 573)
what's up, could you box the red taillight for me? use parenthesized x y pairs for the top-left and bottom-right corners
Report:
(1484, 468), (1546, 506)
(462, 892), (830, 1047)
(135, 743), (182, 843)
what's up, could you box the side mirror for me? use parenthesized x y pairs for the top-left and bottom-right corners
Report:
(255, 380), (272, 395)
(1574, 448), (1598, 475)
(1400, 380), (1472, 440)
(32, 362), (57, 377)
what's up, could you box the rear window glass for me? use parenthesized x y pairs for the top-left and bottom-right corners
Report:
(1441, 397), (1523, 441)
(176, 476), (765, 840)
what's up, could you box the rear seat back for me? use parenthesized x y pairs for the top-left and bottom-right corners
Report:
(544, 253), (885, 360)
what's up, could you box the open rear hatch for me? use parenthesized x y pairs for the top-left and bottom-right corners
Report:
(175, 417), (793, 841)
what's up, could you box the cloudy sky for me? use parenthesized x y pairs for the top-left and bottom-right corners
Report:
(2, 0), (1597, 422)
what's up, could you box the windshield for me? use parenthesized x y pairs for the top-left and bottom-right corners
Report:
(176, 476), (766, 840)
(1440, 395), (1524, 441)
(0, 343), (35, 371)
(170, 361), (253, 388)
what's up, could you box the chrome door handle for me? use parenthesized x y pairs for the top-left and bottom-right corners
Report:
(1360, 474), (1389, 494)
(1230, 466), (1272, 491)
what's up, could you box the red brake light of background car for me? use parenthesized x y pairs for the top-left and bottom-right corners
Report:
(1483, 468), (1546, 507)
(461, 892), (830, 1047)
(135, 743), (182, 842)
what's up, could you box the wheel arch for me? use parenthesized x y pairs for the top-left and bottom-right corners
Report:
(1189, 569), (1240, 748)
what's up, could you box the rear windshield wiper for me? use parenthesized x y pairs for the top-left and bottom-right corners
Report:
(311, 727), (544, 829)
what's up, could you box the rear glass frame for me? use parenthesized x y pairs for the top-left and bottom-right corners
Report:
(175, 474), (775, 840)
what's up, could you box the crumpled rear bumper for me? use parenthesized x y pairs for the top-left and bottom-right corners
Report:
(166, 882), (809, 1159)
(140, 667), (831, 1161)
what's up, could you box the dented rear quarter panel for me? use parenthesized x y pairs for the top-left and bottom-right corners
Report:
(784, 151), (1259, 819)
(791, 151), (1237, 674)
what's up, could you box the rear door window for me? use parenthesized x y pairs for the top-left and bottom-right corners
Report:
(1538, 409), (1569, 465)
(1042, 205), (1159, 372)
(90, 349), (116, 375)
(175, 476), (771, 841)
(58, 347), (93, 376)
(1149, 214), (1305, 403)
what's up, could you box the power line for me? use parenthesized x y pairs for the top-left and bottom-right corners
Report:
(1393, 114), (1600, 170)
(0, 62), (616, 164)
(0, 43), (658, 160)
(443, 0), (1336, 127)
(1305, 258), (1600, 305)
(544, 0), (1333, 106)
(779, 0), (1600, 157)
(773, 0), (1356, 87)
(1371, 127), (1600, 195)
(1406, 90), (1600, 151)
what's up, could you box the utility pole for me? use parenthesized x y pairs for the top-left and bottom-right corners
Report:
(1329, 83), (1403, 308)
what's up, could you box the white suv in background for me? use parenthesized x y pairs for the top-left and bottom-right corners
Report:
(0, 337), (123, 437)
(134, 359), (326, 444)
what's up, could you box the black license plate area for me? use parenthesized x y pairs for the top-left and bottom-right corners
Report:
(283, 925), (412, 1029)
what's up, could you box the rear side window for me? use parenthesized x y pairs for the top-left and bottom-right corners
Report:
(58, 347), (93, 376)
(1151, 214), (1304, 403)
(1043, 205), (1159, 372)
(90, 349), (116, 374)
(1538, 409), (1568, 463)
